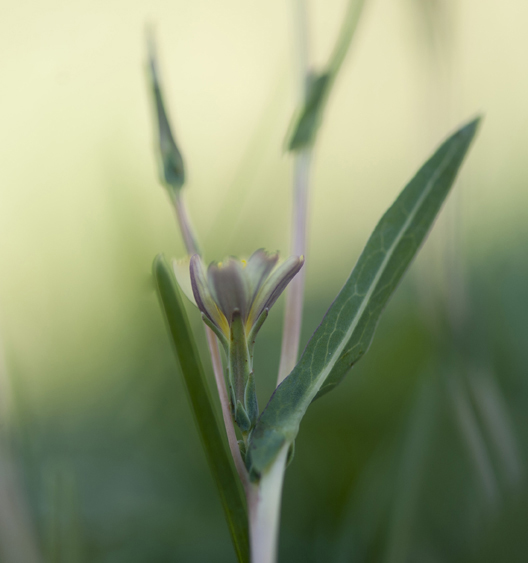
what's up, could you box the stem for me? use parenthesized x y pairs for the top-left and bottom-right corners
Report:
(277, 0), (312, 386)
(327, 0), (366, 80)
(205, 327), (251, 496)
(293, 0), (311, 93)
(277, 149), (312, 384)
(172, 192), (201, 256)
(249, 446), (289, 563)
(270, 3), (367, 562)
(278, 0), (366, 386)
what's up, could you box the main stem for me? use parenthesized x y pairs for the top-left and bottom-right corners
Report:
(250, 3), (313, 563)
(249, 446), (289, 563)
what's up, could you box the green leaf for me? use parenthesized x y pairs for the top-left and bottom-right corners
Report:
(287, 0), (366, 151)
(288, 72), (331, 151)
(153, 255), (250, 563)
(248, 118), (481, 476)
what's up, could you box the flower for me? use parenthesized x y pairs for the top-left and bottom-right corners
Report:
(176, 249), (304, 340)
(174, 249), (304, 435)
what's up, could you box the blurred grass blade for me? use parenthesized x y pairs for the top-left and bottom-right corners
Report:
(248, 118), (481, 476)
(44, 463), (84, 563)
(153, 255), (249, 563)
(288, 0), (366, 151)
(382, 372), (439, 563)
(446, 369), (498, 504)
(468, 368), (524, 487)
(147, 34), (186, 195)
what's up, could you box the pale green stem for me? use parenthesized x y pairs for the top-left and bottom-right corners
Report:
(261, 2), (367, 560)
(327, 0), (366, 80)
(172, 192), (201, 257)
(205, 327), (251, 496)
(277, 0), (312, 386)
(277, 149), (312, 384)
(249, 446), (289, 563)
(278, 0), (365, 385)
(257, 4), (312, 562)
(293, 0), (311, 93)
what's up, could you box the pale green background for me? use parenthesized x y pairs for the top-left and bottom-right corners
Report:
(0, 1), (527, 561)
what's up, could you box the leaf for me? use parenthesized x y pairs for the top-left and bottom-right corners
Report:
(287, 0), (367, 151)
(288, 72), (331, 151)
(248, 118), (481, 476)
(153, 255), (250, 563)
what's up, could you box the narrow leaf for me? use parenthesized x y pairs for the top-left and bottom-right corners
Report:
(153, 255), (250, 562)
(248, 118), (481, 476)
(288, 72), (331, 150)
(287, 0), (366, 151)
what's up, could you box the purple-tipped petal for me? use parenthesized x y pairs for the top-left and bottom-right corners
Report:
(208, 258), (249, 324)
(190, 254), (229, 335)
(245, 249), (279, 305)
(248, 255), (304, 325)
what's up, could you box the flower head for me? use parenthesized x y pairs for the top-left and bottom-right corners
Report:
(184, 249), (304, 339)
(174, 249), (303, 435)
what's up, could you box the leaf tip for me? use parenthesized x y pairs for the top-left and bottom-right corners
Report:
(152, 252), (165, 271)
(459, 114), (483, 141)
(153, 254), (172, 287)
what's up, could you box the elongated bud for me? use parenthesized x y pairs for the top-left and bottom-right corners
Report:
(147, 32), (186, 195)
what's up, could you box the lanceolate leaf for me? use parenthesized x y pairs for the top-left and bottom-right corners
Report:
(248, 118), (481, 476)
(153, 255), (250, 563)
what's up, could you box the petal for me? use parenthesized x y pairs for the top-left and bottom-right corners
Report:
(172, 257), (196, 305)
(248, 255), (304, 326)
(245, 249), (279, 305)
(208, 258), (249, 323)
(190, 254), (229, 335)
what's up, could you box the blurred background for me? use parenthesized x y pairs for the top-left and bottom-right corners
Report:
(0, 0), (527, 561)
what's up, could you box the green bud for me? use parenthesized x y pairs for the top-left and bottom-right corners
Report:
(147, 34), (186, 195)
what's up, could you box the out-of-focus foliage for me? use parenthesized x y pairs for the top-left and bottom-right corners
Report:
(0, 0), (527, 562)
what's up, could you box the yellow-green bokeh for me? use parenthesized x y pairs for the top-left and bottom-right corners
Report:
(0, 1), (527, 561)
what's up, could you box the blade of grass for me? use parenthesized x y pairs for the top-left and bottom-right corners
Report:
(153, 254), (250, 563)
